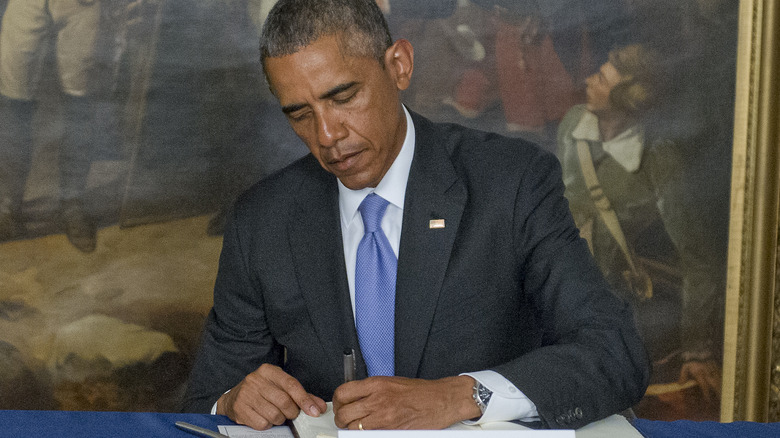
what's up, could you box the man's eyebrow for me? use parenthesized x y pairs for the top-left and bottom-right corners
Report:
(280, 82), (359, 115)
(281, 102), (306, 115)
(320, 82), (358, 100)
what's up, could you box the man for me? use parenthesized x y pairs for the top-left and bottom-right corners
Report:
(183, 0), (648, 430)
(0, 0), (101, 252)
(557, 44), (723, 404)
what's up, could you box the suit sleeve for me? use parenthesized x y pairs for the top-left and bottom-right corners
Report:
(491, 151), (649, 428)
(181, 206), (284, 413)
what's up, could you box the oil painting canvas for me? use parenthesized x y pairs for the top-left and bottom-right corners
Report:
(0, 0), (738, 422)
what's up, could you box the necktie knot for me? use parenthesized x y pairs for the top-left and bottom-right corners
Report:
(359, 193), (389, 233)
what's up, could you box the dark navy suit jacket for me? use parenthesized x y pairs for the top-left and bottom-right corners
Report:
(183, 112), (649, 428)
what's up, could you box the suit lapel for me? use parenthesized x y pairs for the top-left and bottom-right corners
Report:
(395, 113), (467, 377)
(288, 158), (363, 380)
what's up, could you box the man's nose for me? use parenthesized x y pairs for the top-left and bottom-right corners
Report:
(316, 110), (347, 147)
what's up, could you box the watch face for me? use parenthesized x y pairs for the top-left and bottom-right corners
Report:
(478, 384), (493, 405)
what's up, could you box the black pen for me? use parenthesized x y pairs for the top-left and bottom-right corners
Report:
(175, 421), (231, 438)
(343, 348), (356, 382)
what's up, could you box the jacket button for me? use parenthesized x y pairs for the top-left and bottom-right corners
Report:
(574, 407), (583, 419)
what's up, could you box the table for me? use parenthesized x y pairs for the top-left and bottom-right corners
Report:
(2, 410), (780, 437)
(0, 410), (234, 437)
(632, 418), (780, 437)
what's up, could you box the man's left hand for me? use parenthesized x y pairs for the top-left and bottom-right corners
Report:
(332, 375), (480, 430)
(679, 359), (721, 404)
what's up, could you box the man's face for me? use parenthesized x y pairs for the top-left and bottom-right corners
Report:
(264, 34), (413, 190)
(585, 61), (623, 115)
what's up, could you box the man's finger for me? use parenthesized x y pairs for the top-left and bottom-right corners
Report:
(225, 387), (278, 430)
(240, 400), (278, 430)
(262, 364), (326, 417)
(333, 380), (378, 427)
(334, 378), (376, 404)
(255, 382), (302, 421)
(698, 378), (712, 403)
(334, 401), (371, 429)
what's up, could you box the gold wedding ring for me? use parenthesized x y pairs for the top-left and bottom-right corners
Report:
(358, 422), (364, 431)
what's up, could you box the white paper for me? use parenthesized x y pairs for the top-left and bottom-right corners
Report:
(341, 431), (574, 438)
(218, 425), (296, 438)
(575, 415), (643, 438)
(225, 401), (638, 438)
(294, 403), (573, 437)
(292, 402), (339, 438)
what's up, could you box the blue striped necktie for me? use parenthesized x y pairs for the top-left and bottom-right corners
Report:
(355, 193), (397, 376)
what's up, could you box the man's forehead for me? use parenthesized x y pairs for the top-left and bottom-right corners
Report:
(266, 36), (382, 99)
(263, 31), (378, 65)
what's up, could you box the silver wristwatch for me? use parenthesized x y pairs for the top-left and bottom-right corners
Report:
(472, 382), (493, 415)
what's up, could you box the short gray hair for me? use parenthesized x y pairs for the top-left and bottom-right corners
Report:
(260, 0), (392, 67)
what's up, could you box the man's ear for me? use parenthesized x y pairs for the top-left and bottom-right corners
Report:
(384, 39), (414, 91)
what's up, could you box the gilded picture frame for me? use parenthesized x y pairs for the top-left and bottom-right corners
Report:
(721, 0), (780, 423)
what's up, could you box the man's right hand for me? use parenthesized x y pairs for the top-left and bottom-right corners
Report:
(217, 364), (327, 430)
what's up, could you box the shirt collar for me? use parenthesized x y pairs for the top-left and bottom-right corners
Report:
(338, 106), (415, 227)
(571, 109), (645, 172)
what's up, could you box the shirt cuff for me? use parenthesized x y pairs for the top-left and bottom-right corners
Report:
(211, 389), (230, 415)
(460, 370), (539, 424)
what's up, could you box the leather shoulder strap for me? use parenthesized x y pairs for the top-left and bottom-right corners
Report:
(575, 139), (639, 275)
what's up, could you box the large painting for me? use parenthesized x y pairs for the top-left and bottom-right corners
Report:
(0, 0), (742, 421)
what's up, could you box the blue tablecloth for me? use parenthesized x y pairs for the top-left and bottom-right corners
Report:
(0, 410), (236, 437)
(2, 410), (780, 437)
(633, 418), (780, 437)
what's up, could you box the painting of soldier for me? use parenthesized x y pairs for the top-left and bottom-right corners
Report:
(556, 43), (726, 420)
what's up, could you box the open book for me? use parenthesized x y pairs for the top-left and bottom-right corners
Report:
(291, 403), (641, 438)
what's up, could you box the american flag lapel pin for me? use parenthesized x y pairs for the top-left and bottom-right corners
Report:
(429, 219), (445, 229)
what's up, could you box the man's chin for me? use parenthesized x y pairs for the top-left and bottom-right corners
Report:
(321, 158), (381, 190)
(334, 172), (377, 191)
(338, 178), (374, 191)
